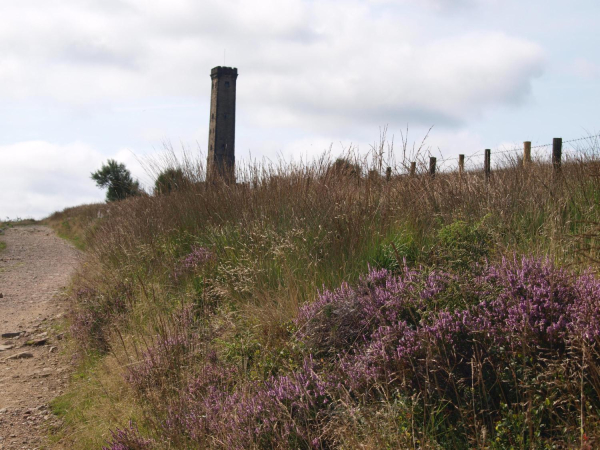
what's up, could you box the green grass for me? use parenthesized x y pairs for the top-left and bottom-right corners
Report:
(45, 203), (107, 250)
(54, 220), (87, 250)
(0, 241), (6, 252)
(48, 350), (147, 448)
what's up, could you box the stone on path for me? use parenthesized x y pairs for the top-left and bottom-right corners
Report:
(1, 332), (21, 338)
(4, 351), (34, 361)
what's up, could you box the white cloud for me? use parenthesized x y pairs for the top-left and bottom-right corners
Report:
(366, 0), (498, 12)
(0, 0), (553, 218)
(0, 141), (151, 219)
(243, 30), (544, 130)
(0, 0), (544, 128)
(0, 141), (102, 218)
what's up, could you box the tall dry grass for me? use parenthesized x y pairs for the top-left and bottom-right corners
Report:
(49, 138), (600, 448)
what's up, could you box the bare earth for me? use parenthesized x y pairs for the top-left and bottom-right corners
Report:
(0, 226), (79, 450)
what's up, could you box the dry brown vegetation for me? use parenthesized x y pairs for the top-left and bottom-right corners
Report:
(46, 139), (600, 448)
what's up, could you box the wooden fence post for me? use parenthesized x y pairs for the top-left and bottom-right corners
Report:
(410, 162), (416, 177)
(385, 166), (392, 182)
(484, 149), (491, 181)
(523, 141), (532, 165)
(458, 154), (465, 174)
(429, 157), (436, 178)
(553, 138), (562, 173)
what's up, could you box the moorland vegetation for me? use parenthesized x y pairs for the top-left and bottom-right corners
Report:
(45, 137), (600, 449)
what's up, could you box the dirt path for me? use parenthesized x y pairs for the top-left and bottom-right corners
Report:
(0, 226), (79, 450)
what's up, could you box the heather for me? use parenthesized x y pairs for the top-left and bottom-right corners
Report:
(45, 141), (600, 448)
(100, 258), (600, 448)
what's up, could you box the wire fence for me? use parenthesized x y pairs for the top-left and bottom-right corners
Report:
(427, 133), (600, 174)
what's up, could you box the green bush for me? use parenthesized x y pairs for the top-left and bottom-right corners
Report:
(371, 226), (420, 271)
(434, 217), (492, 270)
(91, 160), (141, 202)
(154, 168), (189, 195)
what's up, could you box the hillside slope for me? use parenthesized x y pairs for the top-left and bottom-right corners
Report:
(48, 153), (600, 448)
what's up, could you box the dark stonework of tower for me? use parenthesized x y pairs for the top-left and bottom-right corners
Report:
(207, 66), (238, 183)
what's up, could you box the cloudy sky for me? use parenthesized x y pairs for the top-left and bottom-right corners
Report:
(0, 0), (598, 219)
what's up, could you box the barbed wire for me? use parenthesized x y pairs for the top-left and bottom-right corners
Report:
(561, 134), (598, 146)
(403, 133), (600, 175)
(527, 135), (600, 150)
(424, 133), (600, 169)
(531, 143), (551, 149)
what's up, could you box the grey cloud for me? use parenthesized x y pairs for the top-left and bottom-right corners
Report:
(0, 0), (543, 129)
(239, 29), (544, 130)
(58, 39), (140, 69)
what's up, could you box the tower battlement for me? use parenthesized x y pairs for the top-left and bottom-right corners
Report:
(210, 66), (238, 78)
(207, 66), (238, 183)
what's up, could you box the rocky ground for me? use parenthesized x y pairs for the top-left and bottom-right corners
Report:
(0, 226), (79, 450)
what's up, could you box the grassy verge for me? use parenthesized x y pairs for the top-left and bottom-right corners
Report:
(0, 218), (40, 228)
(50, 145), (600, 448)
(49, 353), (146, 448)
(45, 203), (108, 250)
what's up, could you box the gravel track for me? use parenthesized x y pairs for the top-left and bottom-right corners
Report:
(0, 226), (79, 450)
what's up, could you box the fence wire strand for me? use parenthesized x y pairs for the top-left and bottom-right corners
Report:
(420, 133), (600, 174)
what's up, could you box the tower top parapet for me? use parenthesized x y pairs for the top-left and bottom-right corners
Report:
(210, 66), (238, 79)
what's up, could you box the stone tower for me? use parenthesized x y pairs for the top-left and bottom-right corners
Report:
(207, 66), (238, 183)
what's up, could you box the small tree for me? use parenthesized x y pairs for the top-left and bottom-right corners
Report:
(154, 168), (187, 195)
(327, 157), (362, 179)
(91, 159), (141, 202)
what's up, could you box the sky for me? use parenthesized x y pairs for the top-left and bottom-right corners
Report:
(0, 0), (599, 219)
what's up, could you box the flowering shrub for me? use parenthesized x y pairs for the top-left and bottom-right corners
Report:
(112, 258), (600, 447)
(126, 335), (191, 395)
(296, 266), (455, 358)
(70, 281), (134, 353)
(174, 246), (215, 280)
(163, 358), (332, 449)
(472, 258), (578, 347)
(296, 257), (600, 444)
(298, 258), (600, 376)
(102, 421), (156, 450)
(71, 309), (110, 353)
(126, 307), (196, 396)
